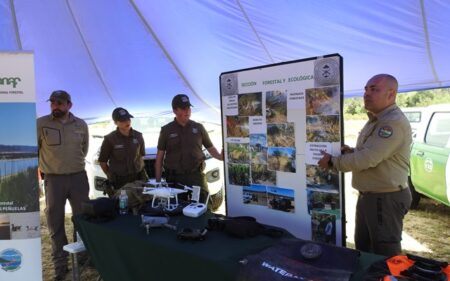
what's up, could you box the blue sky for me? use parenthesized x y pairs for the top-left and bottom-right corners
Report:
(267, 186), (295, 198)
(0, 103), (37, 146)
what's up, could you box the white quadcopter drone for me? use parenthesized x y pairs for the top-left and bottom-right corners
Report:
(143, 179), (208, 216)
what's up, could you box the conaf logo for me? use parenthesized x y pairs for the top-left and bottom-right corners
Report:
(424, 158), (433, 173)
(0, 77), (21, 88)
(314, 58), (339, 86)
(0, 248), (22, 272)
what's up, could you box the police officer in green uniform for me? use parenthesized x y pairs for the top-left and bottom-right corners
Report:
(318, 74), (412, 256)
(98, 107), (148, 190)
(155, 94), (223, 204)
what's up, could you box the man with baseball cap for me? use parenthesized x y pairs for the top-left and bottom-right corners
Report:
(37, 90), (89, 280)
(47, 90), (71, 104)
(98, 107), (148, 191)
(155, 94), (223, 208)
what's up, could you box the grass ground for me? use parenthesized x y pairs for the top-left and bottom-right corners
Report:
(40, 200), (98, 281)
(402, 197), (450, 261)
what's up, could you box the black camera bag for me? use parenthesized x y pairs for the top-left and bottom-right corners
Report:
(81, 197), (116, 223)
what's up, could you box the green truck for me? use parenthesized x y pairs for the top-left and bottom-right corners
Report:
(404, 104), (450, 208)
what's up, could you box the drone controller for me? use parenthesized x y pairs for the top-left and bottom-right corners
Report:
(182, 187), (209, 218)
(183, 202), (207, 218)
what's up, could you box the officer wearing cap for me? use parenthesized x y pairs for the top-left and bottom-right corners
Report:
(318, 74), (412, 256)
(37, 90), (89, 280)
(155, 94), (223, 205)
(98, 107), (148, 190)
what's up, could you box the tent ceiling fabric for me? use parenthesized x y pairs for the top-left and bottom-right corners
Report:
(1, 0), (449, 120)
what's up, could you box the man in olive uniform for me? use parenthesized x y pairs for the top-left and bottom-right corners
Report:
(98, 107), (148, 191)
(37, 90), (90, 281)
(318, 74), (412, 256)
(155, 94), (223, 203)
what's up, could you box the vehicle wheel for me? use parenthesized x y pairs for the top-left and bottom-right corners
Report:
(408, 177), (421, 209)
(209, 186), (224, 211)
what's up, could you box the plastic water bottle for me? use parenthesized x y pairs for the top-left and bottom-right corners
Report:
(119, 190), (128, 215)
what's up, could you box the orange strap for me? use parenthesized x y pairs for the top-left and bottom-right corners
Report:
(385, 255), (450, 279)
(385, 256), (415, 277)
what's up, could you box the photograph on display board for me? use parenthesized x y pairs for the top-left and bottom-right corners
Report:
(267, 123), (295, 147)
(250, 134), (267, 165)
(267, 186), (295, 213)
(243, 185), (268, 206)
(306, 190), (340, 216)
(0, 214), (11, 239)
(228, 163), (250, 186)
(306, 164), (339, 191)
(305, 86), (340, 115)
(0, 103), (39, 212)
(226, 116), (249, 138)
(267, 147), (296, 173)
(8, 212), (40, 239)
(227, 143), (250, 164)
(311, 211), (336, 245)
(266, 90), (287, 123)
(251, 163), (276, 186)
(306, 115), (340, 142)
(238, 92), (263, 116)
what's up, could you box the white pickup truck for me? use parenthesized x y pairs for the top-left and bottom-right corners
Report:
(403, 104), (450, 208)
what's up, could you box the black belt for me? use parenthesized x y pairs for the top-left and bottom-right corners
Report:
(166, 168), (201, 175)
(359, 185), (407, 195)
(45, 170), (85, 177)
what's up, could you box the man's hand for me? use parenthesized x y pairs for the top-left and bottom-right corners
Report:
(341, 145), (354, 154)
(318, 151), (332, 169)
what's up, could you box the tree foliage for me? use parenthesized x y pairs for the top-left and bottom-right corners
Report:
(344, 87), (450, 118)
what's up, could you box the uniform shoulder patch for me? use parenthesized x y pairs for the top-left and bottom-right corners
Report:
(378, 126), (393, 138)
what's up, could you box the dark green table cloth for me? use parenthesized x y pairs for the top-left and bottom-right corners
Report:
(74, 214), (384, 281)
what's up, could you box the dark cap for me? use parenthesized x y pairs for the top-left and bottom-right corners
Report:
(47, 90), (71, 103)
(112, 107), (134, 122)
(172, 94), (193, 109)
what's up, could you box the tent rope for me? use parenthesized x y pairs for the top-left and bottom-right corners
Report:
(65, 0), (117, 107)
(419, 0), (440, 85)
(129, 0), (220, 113)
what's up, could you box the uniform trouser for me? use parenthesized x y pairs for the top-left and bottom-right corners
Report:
(166, 171), (208, 202)
(44, 171), (89, 270)
(355, 188), (411, 257)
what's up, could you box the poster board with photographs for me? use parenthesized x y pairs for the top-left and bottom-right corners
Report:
(220, 54), (344, 246)
(0, 52), (42, 280)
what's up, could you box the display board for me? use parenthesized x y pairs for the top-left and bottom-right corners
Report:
(220, 54), (345, 246)
(0, 52), (42, 280)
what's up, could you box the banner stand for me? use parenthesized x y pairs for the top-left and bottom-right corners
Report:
(0, 52), (42, 281)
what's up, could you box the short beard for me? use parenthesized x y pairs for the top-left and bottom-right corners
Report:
(52, 109), (66, 118)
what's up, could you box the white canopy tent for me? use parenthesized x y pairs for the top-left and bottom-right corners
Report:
(1, 0), (449, 121)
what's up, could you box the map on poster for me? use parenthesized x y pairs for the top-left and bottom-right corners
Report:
(220, 54), (344, 246)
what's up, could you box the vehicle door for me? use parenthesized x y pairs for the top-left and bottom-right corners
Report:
(410, 111), (450, 206)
